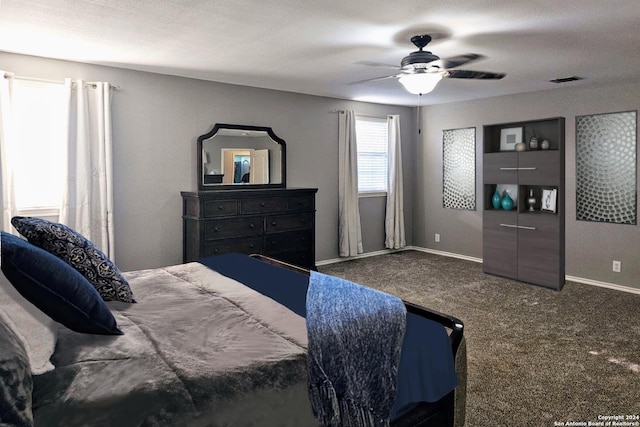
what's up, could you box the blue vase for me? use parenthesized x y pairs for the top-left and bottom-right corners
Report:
(492, 188), (502, 209)
(501, 192), (514, 211)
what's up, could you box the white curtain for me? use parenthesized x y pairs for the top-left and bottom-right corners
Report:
(60, 80), (115, 260)
(385, 115), (406, 249)
(338, 109), (363, 257)
(0, 71), (18, 234)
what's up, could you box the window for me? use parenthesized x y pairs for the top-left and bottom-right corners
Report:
(355, 116), (388, 194)
(10, 80), (66, 214)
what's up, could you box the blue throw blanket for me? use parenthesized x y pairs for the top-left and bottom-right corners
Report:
(306, 271), (406, 427)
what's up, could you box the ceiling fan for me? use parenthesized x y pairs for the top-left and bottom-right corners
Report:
(353, 34), (506, 94)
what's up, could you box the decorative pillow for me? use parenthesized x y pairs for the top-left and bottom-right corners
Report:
(0, 273), (57, 375)
(11, 216), (135, 303)
(0, 318), (34, 427)
(0, 232), (122, 335)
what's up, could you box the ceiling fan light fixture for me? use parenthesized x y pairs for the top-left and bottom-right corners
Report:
(398, 72), (443, 95)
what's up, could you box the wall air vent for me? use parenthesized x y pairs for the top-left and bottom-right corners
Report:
(548, 76), (584, 84)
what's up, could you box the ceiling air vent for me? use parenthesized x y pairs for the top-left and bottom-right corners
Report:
(548, 76), (584, 84)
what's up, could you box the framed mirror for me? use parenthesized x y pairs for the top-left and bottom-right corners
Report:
(197, 123), (286, 190)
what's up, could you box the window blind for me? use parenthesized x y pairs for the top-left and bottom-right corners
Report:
(356, 116), (388, 193)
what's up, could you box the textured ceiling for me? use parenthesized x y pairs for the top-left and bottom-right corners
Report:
(1, 0), (640, 106)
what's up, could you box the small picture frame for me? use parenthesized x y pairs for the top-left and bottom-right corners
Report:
(541, 188), (557, 213)
(500, 127), (523, 151)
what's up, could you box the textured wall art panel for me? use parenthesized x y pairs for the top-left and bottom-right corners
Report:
(576, 110), (637, 224)
(443, 127), (476, 210)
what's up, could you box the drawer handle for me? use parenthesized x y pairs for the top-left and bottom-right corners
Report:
(300, 219), (306, 223)
(249, 223), (255, 229)
(271, 221), (277, 226)
(270, 241), (276, 246)
(518, 225), (537, 230)
(499, 223), (537, 231)
(213, 227), (219, 232)
(260, 202), (266, 207)
(214, 248), (219, 253)
(498, 167), (537, 171)
(218, 205), (225, 210)
(249, 244), (254, 248)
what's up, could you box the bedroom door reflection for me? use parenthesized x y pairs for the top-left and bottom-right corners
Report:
(221, 149), (269, 184)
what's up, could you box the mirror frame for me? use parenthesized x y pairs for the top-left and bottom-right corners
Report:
(197, 123), (287, 191)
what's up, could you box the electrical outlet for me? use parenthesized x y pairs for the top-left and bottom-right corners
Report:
(435, 233), (440, 243)
(612, 260), (621, 273)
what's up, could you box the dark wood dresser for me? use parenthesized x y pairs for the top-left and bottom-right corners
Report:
(181, 188), (317, 269)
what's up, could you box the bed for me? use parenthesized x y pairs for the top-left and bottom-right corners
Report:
(1, 226), (466, 427)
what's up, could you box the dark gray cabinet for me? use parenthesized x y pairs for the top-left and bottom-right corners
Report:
(182, 188), (317, 269)
(482, 118), (565, 290)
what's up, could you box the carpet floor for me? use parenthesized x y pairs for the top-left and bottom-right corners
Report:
(318, 250), (640, 427)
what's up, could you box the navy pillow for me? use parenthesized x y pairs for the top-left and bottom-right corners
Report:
(11, 216), (135, 303)
(1, 232), (122, 335)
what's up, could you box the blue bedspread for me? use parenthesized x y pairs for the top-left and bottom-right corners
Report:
(199, 253), (458, 419)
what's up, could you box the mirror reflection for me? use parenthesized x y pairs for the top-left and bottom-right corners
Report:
(198, 124), (286, 190)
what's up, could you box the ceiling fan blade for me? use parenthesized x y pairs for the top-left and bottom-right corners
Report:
(430, 53), (484, 69)
(347, 74), (399, 85)
(355, 60), (401, 70)
(446, 69), (506, 80)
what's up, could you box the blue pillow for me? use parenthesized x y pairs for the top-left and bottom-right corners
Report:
(1, 232), (122, 335)
(10, 216), (135, 303)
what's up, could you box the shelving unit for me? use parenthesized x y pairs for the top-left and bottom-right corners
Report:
(482, 117), (565, 290)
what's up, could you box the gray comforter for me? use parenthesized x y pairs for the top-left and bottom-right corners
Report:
(32, 262), (319, 426)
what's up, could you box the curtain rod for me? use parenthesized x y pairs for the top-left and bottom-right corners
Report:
(3, 73), (120, 90)
(330, 109), (388, 119)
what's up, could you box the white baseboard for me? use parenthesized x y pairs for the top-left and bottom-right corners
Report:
(315, 248), (409, 266)
(565, 275), (640, 295)
(407, 246), (483, 263)
(316, 246), (640, 295)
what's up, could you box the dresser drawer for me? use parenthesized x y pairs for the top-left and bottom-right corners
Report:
(265, 213), (313, 233)
(204, 217), (263, 240)
(287, 195), (314, 211)
(240, 197), (287, 214)
(265, 229), (313, 252)
(204, 237), (263, 257)
(203, 200), (238, 217)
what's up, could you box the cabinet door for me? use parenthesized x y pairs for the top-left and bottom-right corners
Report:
(517, 214), (561, 289)
(484, 152), (518, 183)
(483, 211), (518, 279)
(517, 151), (560, 185)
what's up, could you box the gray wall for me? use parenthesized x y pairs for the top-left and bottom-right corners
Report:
(415, 80), (640, 290)
(1, 52), (416, 271)
(5, 51), (636, 290)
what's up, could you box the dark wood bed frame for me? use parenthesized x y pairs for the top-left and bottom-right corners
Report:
(250, 254), (465, 427)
